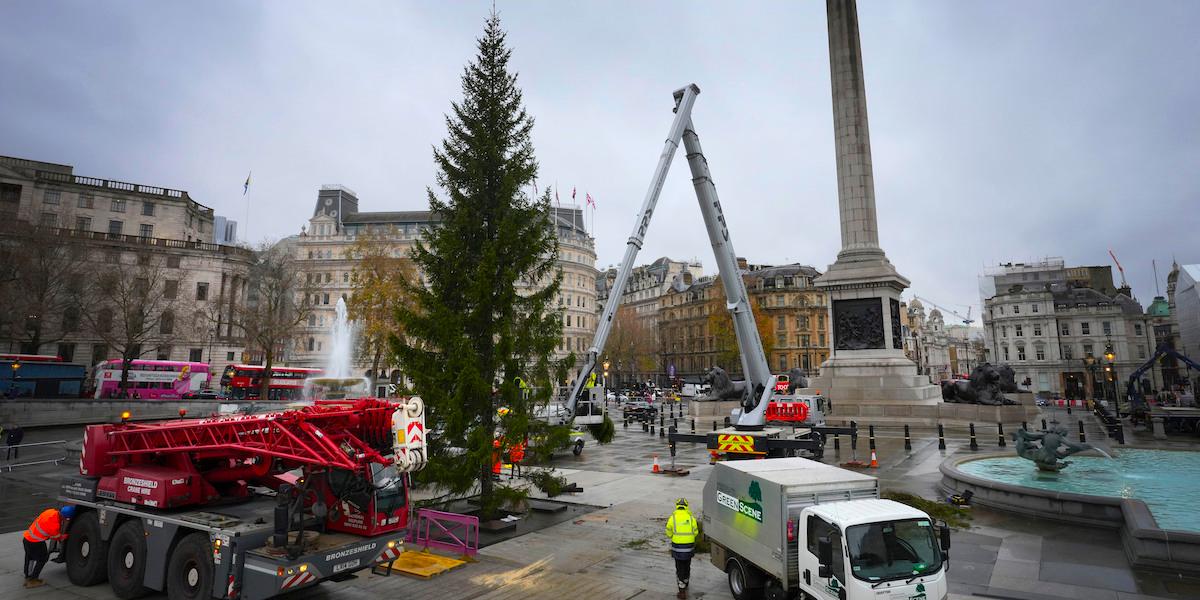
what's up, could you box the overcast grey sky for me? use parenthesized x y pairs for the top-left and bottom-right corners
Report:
(3, 1), (1197, 317)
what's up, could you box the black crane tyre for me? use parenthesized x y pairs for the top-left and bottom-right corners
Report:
(66, 510), (109, 586)
(107, 520), (149, 599)
(727, 558), (763, 600)
(573, 440), (585, 456)
(166, 533), (214, 600)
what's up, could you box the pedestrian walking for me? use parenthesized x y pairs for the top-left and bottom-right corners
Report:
(665, 498), (699, 599)
(5, 424), (24, 460)
(22, 505), (74, 588)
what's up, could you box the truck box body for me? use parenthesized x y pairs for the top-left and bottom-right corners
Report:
(702, 458), (878, 588)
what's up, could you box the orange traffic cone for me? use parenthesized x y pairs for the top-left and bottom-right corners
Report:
(869, 450), (879, 469)
(652, 455), (661, 473)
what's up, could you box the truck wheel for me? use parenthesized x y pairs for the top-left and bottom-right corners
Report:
(726, 558), (763, 600)
(107, 520), (149, 599)
(572, 440), (585, 456)
(166, 533), (214, 600)
(66, 510), (109, 586)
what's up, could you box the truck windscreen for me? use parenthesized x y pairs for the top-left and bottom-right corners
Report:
(845, 519), (943, 583)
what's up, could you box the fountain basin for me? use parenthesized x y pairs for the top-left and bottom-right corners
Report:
(941, 450), (1200, 574)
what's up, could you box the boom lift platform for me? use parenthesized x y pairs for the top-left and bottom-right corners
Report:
(562, 84), (853, 459)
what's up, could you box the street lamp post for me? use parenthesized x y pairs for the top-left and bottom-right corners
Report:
(1083, 353), (1097, 408)
(1104, 342), (1118, 415)
(602, 359), (610, 399)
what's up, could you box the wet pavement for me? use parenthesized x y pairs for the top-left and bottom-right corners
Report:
(3, 404), (1200, 599)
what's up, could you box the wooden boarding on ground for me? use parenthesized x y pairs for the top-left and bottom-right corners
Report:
(389, 550), (469, 579)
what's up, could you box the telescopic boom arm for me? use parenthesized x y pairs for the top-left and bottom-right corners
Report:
(564, 84), (775, 428)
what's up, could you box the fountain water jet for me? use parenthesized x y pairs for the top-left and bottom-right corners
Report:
(304, 297), (372, 400)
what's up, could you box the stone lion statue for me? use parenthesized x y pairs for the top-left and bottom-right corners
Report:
(941, 363), (1017, 405)
(698, 367), (747, 402)
(785, 368), (809, 394)
(997, 364), (1019, 393)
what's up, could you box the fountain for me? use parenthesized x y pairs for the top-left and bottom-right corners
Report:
(940, 423), (1200, 573)
(303, 298), (372, 401)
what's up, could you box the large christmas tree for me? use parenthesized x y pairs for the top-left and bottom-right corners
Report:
(392, 13), (569, 517)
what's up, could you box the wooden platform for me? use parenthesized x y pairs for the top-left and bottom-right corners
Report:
(389, 550), (468, 579)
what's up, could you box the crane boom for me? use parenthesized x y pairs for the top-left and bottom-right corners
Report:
(564, 83), (775, 428)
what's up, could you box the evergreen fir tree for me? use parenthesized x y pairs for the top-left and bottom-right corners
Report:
(392, 13), (569, 517)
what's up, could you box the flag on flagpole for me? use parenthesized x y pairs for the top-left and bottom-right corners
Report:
(571, 186), (576, 201)
(555, 184), (560, 207)
(243, 171), (252, 196)
(585, 192), (595, 208)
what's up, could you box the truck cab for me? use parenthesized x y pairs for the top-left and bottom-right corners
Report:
(798, 500), (948, 600)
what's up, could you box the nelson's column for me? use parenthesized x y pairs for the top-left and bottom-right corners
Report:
(803, 0), (942, 417)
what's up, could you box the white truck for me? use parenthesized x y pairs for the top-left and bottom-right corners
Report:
(703, 458), (950, 600)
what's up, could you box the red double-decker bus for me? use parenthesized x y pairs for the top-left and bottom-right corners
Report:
(220, 364), (323, 401)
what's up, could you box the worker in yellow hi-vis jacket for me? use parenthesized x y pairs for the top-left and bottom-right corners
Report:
(665, 498), (698, 599)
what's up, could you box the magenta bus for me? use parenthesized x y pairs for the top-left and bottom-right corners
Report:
(93, 359), (211, 400)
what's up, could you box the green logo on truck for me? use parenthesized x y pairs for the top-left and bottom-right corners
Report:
(716, 481), (764, 522)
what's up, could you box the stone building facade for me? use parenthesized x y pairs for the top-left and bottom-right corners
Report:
(902, 299), (980, 383)
(0, 155), (253, 380)
(658, 262), (829, 383)
(982, 263), (1157, 401)
(291, 186), (597, 383)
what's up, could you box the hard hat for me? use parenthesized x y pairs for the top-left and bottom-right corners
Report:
(497, 407), (510, 417)
(59, 505), (77, 519)
(675, 498), (689, 508)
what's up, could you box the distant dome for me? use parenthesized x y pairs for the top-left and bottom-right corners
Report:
(909, 298), (924, 309)
(1147, 296), (1170, 317)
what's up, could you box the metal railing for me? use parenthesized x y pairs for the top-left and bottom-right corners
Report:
(0, 440), (70, 472)
(405, 508), (479, 557)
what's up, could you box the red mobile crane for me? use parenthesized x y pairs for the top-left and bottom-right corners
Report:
(59, 396), (426, 600)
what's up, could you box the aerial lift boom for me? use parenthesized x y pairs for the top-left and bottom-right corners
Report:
(563, 84), (776, 429)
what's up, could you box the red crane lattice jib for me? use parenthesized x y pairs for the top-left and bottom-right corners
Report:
(81, 399), (403, 478)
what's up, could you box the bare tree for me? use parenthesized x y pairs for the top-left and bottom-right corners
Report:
(346, 230), (417, 388)
(79, 250), (182, 395)
(0, 224), (89, 354)
(607, 306), (657, 387)
(230, 241), (312, 400)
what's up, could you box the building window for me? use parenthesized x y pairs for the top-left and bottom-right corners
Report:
(1033, 324), (1042, 336)
(1001, 326), (1007, 338)
(1003, 346), (1010, 361)
(189, 348), (203, 362)
(323, 293), (330, 305)
(1138, 345), (1146, 359)
(999, 306), (1004, 314)
(196, 282), (209, 300)
(1032, 304), (1039, 313)
(111, 198), (126, 213)
(1135, 323), (1143, 336)
(1061, 323), (1070, 336)
(227, 351), (235, 361)
(142, 202), (155, 216)
(1014, 305), (1020, 314)
(1102, 321), (1112, 335)
(819, 333), (826, 347)
(307, 337), (315, 352)
(40, 212), (58, 226)
(164, 280), (179, 299)
(776, 333), (786, 347)
(78, 192), (94, 209)
(777, 316), (786, 331)
(343, 272), (349, 283)
(1083, 343), (1094, 356)
(139, 224), (154, 238)
(160, 310), (175, 334)
(167, 256), (181, 268)
(1063, 344), (1073, 360)
(800, 334), (810, 347)
(1081, 322), (1090, 335)
(778, 355), (787, 371)
(44, 189), (61, 205)
(157, 346), (172, 360)
(108, 220), (123, 235)
(1017, 346), (1026, 361)
(75, 216), (92, 231)
(57, 342), (76, 363)
(1035, 346), (1045, 361)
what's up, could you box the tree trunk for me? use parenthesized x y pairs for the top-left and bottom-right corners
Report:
(120, 354), (132, 398)
(371, 346), (382, 394)
(260, 350), (273, 401)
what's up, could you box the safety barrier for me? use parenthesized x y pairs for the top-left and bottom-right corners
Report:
(765, 401), (810, 423)
(0, 440), (69, 472)
(406, 509), (480, 557)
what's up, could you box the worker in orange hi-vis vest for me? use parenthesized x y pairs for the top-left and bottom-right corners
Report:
(23, 505), (74, 589)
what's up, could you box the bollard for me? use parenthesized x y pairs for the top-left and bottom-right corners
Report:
(724, 416), (731, 427)
(1067, 404), (1072, 416)
(651, 423), (656, 435)
(673, 418), (679, 431)
(937, 423), (946, 450)
(869, 425), (877, 451)
(851, 419), (859, 451)
(690, 419), (695, 434)
(1022, 421), (1028, 431)
(659, 423), (664, 438)
(1041, 418), (1048, 430)
(1116, 424), (1125, 445)
(903, 425), (912, 451)
(834, 434), (841, 451)
(969, 423), (979, 451)
(997, 422), (1006, 447)
(1078, 420), (1086, 443)
(643, 421), (649, 433)
(660, 414), (665, 429)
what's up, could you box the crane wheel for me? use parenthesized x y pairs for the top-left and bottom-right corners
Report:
(107, 520), (149, 599)
(726, 557), (764, 600)
(66, 510), (109, 586)
(166, 533), (214, 600)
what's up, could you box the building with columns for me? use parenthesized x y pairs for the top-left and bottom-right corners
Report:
(291, 186), (597, 384)
(981, 263), (1157, 400)
(902, 299), (981, 383)
(0, 154), (253, 380)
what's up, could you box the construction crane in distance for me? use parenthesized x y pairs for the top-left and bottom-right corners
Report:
(913, 296), (975, 326)
(1109, 249), (1129, 288)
